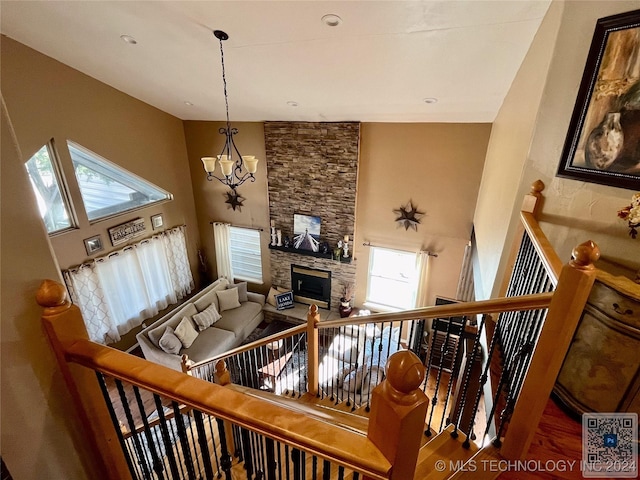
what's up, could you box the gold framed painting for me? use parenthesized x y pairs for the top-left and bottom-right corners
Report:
(557, 9), (640, 190)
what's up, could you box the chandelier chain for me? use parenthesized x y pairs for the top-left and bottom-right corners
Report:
(218, 36), (231, 127)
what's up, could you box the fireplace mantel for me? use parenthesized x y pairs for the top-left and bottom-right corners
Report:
(268, 245), (352, 263)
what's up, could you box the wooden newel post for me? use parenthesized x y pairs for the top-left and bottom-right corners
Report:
(307, 304), (320, 396)
(366, 350), (429, 480)
(501, 240), (600, 460)
(37, 279), (131, 480)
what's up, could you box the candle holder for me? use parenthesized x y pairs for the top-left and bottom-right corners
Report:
(276, 229), (282, 247)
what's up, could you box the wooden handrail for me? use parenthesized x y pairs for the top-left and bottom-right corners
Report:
(520, 211), (562, 285)
(318, 293), (553, 329)
(65, 338), (392, 480)
(187, 323), (307, 370)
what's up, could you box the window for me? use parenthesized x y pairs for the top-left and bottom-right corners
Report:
(25, 142), (76, 234)
(229, 226), (263, 284)
(365, 247), (418, 311)
(67, 141), (172, 222)
(63, 227), (194, 345)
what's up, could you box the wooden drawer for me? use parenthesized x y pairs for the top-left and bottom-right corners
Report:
(588, 280), (640, 329)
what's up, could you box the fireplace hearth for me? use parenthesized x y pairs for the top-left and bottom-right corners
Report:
(291, 265), (331, 310)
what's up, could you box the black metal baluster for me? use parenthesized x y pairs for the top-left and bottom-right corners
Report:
(277, 442), (283, 480)
(257, 434), (266, 480)
(152, 395), (182, 479)
(132, 385), (165, 478)
(364, 334), (377, 412)
(440, 322), (463, 431)
(95, 373), (138, 478)
(352, 473), (360, 480)
(338, 326), (348, 404)
(193, 410), (215, 480)
(426, 317), (453, 434)
(250, 431), (262, 480)
(187, 411), (206, 477)
(285, 445), (290, 480)
(322, 460), (330, 480)
(114, 379), (151, 479)
(240, 428), (253, 480)
(312, 456), (318, 480)
(265, 438), (276, 480)
(215, 418), (233, 480)
(204, 414), (222, 478)
(338, 465), (345, 480)
(450, 316), (486, 438)
(291, 448), (301, 480)
(173, 402), (197, 480)
(301, 452), (306, 480)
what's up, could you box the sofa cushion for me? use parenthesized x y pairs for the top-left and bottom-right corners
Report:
(227, 282), (248, 302)
(194, 278), (229, 313)
(181, 327), (236, 363)
(216, 288), (241, 312)
(148, 303), (198, 347)
(159, 326), (182, 355)
(174, 317), (199, 348)
(215, 301), (263, 339)
(192, 303), (221, 331)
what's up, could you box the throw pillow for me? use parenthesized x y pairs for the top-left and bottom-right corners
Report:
(267, 286), (288, 307)
(158, 326), (182, 355)
(226, 282), (248, 303)
(192, 303), (221, 331)
(216, 287), (241, 312)
(174, 316), (199, 348)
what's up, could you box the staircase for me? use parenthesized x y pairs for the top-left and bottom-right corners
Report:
(37, 181), (601, 480)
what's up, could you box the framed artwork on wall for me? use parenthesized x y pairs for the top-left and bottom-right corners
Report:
(556, 9), (640, 190)
(108, 218), (146, 246)
(83, 235), (103, 256)
(293, 214), (321, 252)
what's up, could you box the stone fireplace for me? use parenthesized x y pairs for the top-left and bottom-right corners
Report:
(265, 121), (359, 312)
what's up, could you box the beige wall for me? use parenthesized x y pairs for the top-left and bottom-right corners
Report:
(183, 121), (271, 292)
(474, 0), (640, 299)
(519, 0), (640, 275)
(472, 1), (563, 299)
(355, 123), (491, 306)
(1, 37), (199, 478)
(1, 36), (199, 274)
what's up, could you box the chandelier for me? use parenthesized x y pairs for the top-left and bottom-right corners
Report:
(201, 30), (258, 190)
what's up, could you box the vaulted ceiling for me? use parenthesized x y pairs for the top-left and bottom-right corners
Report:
(1, 1), (551, 123)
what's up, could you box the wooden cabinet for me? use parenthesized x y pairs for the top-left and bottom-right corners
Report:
(554, 270), (640, 415)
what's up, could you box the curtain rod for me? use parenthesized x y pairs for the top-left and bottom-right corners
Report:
(362, 241), (438, 257)
(210, 221), (264, 232)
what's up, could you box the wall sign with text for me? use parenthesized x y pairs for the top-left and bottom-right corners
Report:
(108, 218), (146, 246)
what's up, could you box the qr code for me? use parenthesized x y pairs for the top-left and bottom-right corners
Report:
(582, 413), (638, 478)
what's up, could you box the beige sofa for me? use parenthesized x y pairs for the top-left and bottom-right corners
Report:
(137, 278), (265, 371)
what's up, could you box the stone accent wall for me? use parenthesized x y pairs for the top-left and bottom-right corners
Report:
(265, 122), (359, 312)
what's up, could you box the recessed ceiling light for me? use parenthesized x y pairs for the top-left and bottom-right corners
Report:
(120, 34), (137, 45)
(286, 101), (299, 107)
(321, 14), (342, 27)
(423, 97), (438, 104)
(184, 101), (194, 106)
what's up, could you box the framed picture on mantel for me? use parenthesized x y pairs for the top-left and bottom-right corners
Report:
(556, 9), (640, 190)
(293, 214), (321, 252)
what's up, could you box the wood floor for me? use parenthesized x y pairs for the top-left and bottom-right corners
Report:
(497, 397), (584, 480)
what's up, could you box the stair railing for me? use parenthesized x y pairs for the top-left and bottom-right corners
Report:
(38, 280), (443, 480)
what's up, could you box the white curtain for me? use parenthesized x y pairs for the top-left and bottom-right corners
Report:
(213, 222), (234, 282)
(63, 225), (194, 345)
(414, 250), (432, 308)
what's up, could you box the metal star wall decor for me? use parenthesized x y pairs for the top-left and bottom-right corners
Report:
(393, 200), (425, 231)
(224, 190), (245, 211)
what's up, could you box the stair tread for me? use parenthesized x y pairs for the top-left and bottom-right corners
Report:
(447, 444), (502, 480)
(414, 425), (479, 480)
(228, 385), (370, 435)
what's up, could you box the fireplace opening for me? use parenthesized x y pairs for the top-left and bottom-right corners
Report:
(291, 265), (331, 309)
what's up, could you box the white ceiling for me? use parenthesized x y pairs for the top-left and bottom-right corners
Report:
(1, 1), (551, 123)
